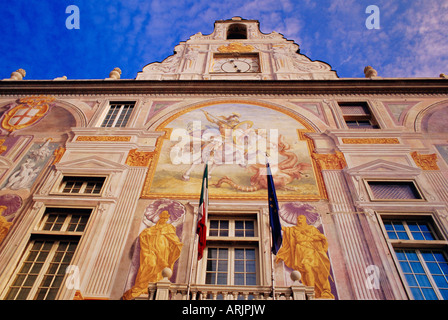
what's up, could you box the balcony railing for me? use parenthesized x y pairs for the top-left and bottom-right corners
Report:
(137, 269), (316, 300)
(143, 283), (315, 300)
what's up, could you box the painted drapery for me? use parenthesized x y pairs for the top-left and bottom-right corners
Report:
(122, 211), (183, 300)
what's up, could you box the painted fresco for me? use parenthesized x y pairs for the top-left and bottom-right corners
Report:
(1, 139), (59, 191)
(278, 202), (337, 299)
(143, 102), (325, 200)
(0, 96), (55, 133)
(0, 194), (22, 243)
(123, 199), (186, 299)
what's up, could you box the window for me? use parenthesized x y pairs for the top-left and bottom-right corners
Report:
(204, 216), (259, 288)
(58, 176), (106, 195)
(384, 220), (436, 240)
(227, 23), (247, 39)
(381, 215), (448, 300)
(101, 102), (135, 128)
(39, 211), (89, 233)
(339, 102), (379, 129)
(205, 248), (257, 286)
(394, 250), (448, 300)
(366, 180), (423, 201)
(4, 208), (91, 300)
(209, 220), (229, 237)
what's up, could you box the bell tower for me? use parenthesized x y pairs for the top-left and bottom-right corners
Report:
(136, 17), (338, 80)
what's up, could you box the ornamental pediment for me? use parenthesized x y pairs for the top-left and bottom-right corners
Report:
(56, 155), (128, 173)
(345, 159), (421, 178)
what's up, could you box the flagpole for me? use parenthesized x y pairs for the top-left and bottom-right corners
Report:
(270, 226), (276, 300)
(265, 151), (281, 300)
(186, 216), (199, 299)
(186, 150), (211, 299)
(265, 152), (274, 300)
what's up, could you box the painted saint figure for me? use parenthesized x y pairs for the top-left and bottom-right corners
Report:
(122, 211), (183, 300)
(276, 215), (334, 299)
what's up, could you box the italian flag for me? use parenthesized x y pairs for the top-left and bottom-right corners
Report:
(196, 163), (209, 260)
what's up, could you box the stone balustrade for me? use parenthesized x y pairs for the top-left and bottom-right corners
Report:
(137, 268), (315, 300)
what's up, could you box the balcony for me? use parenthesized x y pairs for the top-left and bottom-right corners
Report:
(136, 268), (316, 300)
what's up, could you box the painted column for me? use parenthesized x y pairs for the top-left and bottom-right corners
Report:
(83, 152), (151, 298)
(411, 151), (448, 228)
(314, 152), (385, 299)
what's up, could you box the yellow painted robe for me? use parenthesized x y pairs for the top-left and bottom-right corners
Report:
(276, 224), (334, 299)
(122, 222), (183, 300)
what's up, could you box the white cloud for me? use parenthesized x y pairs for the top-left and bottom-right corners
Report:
(382, 1), (448, 77)
(6, 0), (444, 79)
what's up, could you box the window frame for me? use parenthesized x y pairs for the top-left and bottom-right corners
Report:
(201, 213), (261, 286)
(1, 207), (92, 300)
(51, 175), (108, 197)
(207, 216), (258, 241)
(100, 101), (135, 128)
(364, 179), (426, 202)
(34, 208), (92, 235)
(394, 248), (448, 300)
(338, 101), (380, 129)
(203, 246), (259, 286)
(3, 237), (81, 300)
(378, 212), (448, 300)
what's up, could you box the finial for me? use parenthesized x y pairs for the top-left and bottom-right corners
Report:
(364, 66), (378, 78)
(161, 267), (173, 279)
(290, 270), (302, 282)
(7, 69), (26, 80)
(107, 67), (122, 80)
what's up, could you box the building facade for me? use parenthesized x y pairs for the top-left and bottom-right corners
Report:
(0, 17), (448, 300)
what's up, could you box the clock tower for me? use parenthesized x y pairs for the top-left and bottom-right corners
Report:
(136, 16), (338, 80)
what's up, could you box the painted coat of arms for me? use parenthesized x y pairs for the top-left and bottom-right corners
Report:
(1, 96), (55, 132)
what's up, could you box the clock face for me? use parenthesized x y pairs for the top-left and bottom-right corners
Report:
(213, 55), (260, 73)
(221, 59), (251, 72)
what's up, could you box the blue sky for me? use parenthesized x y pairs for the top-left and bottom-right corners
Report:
(1, 0), (447, 80)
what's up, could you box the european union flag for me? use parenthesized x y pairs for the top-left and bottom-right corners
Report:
(267, 162), (282, 254)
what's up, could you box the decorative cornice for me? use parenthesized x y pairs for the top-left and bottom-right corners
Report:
(0, 79), (447, 96)
(76, 136), (131, 142)
(342, 138), (400, 144)
(411, 151), (439, 170)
